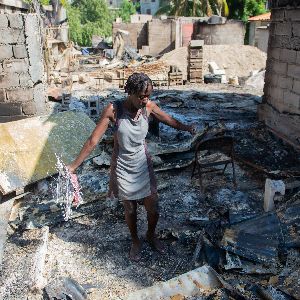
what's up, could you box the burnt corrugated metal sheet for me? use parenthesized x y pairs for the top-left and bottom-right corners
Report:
(125, 265), (222, 300)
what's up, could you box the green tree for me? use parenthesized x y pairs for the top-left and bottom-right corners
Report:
(117, 0), (137, 23)
(66, 0), (113, 46)
(244, 0), (266, 20)
(67, 5), (83, 45)
(156, 0), (228, 17)
(227, 0), (267, 21)
(156, 0), (205, 17)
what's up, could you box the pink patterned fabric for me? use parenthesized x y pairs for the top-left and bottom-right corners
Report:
(70, 173), (81, 206)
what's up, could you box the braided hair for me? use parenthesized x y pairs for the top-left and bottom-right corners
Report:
(124, 72), (153, 95)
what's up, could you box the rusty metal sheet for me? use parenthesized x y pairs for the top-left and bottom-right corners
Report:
(125, 265), (222, 300)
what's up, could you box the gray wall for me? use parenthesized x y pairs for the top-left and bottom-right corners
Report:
(194, 20), (245, 45)
(256, 27), (269, 53)
(114, 18), (245, 57)
(113, 22), (148, 50)
(0, 13), (47, 122)
(258, 5), (300, 147)
(147, 19), (176, 56)
(0, 0), (28, 13)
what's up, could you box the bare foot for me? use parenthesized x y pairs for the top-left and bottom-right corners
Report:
(146, 234), (166, 254)
(129, 240), (142, 262)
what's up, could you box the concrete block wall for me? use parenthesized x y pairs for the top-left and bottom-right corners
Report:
(0, 13), (47, 122)
(258, 4), (300, 147)
(194, 20), (245, 45)
(113, 22), (147, 50)
(147, 19), (176, 56)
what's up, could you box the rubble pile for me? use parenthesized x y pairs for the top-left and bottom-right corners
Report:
(1, 85), (299, 300)
(160, 45), (267, 81)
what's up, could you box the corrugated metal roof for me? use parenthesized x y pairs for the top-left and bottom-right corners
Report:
(125, 265), (222, 300)
(248, 12), (271, 21)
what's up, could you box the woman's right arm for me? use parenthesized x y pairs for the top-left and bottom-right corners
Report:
(68, 103), (114, 173)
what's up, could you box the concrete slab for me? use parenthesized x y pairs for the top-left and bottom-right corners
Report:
(0, 111), (101, 195)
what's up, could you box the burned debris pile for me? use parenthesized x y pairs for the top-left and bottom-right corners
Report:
(1, 86), (299, 300)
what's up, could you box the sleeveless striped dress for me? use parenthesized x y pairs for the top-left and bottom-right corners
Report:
(108, 100), (157, 201)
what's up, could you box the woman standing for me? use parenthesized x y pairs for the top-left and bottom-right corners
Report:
(68, 73), (195, 261)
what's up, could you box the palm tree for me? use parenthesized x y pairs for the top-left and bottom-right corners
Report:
(156, 0), (229, 17)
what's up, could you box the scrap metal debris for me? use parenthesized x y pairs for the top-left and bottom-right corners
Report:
(45, 277), (87, 300)
(2, 86), (300, 300)
(125, 265), (223, 300)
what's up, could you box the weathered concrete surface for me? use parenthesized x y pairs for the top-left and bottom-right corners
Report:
(0, 111), (101, 194)
(0, 198), (14, 269)
(0, 227), (49, 300)
(25, 14), (44, 84)
(259, 5), (300, 148)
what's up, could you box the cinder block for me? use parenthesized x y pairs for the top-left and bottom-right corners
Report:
(270, 87), (284, 101)
(0, 45), (13, 60)
(293, 23), (300, 37)
(297, 51), (300, 65)
(6, 88), (34, 102)
(3, 59), (28, 74)
(272, 60), (287, 75)
(286, 9), (300, 21)
(0, 14), (8, 28)
(33, 83), (47, 114)
(208, 61), (220, 73)
(271, 34), (290, 49)
(0, 73), (19, 88)
(7, 14), (23, 29)
(0, 103), (22, 116)
(0, 29), (25, 44)
(266, 72), (279, 87)
(280, 49), (297, 63)
(13, 45), (27, 59)
(293, 79), (300, 95)
(19, 72), (34, 87)
(275, 23), (292, 36)
(0, 115), (25, 122)
(287, 64), (300, 79)
(284, 90), (300, 107)
(271, 9), (285, 22)
(278, 75), (293, 90)
(270, 47), (281, 60)
(22, 101), (37, 115)
(25, 15), (44, 83)
(0, 89), (6, 102)
(270, 73), (278, 86)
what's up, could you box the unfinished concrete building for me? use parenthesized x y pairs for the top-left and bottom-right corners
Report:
(113, 16), (245, 57)
(259, 1), (300, 149)
(0, 12), (47, 122)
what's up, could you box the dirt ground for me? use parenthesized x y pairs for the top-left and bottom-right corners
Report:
(160, 45), (267, 79)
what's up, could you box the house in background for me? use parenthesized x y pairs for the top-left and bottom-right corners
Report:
(248, 12), (271, 53)
(106, 0), (123, 9)
(140, 0), (159, 15)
